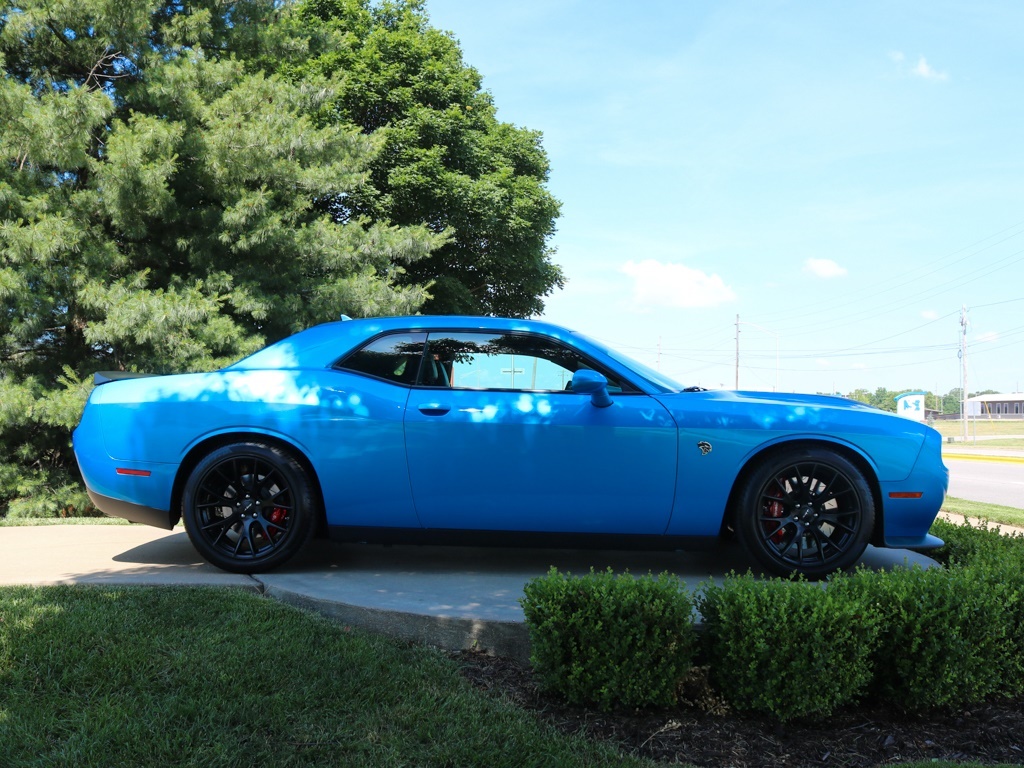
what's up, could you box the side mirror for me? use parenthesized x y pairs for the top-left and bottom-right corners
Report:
(570, 369), (613, 408)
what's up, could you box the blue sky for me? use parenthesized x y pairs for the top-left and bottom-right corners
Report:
(424, 0), (1024, 396)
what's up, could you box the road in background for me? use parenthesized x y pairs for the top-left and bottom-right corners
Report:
(945, 457), (1024, 509)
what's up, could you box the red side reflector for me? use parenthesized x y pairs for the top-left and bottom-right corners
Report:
(888, 491), (923, 499)
(116, 468), (151, 477)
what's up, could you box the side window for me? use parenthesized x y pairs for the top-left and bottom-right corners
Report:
(420, 332), (634, 393)
(334, 332), (426, 385)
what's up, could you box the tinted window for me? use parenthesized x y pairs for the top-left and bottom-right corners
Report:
(420, 332), (634, 392)
(335, 332), (426, 385)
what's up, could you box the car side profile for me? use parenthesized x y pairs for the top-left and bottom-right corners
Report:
(73, 316), (948, 577)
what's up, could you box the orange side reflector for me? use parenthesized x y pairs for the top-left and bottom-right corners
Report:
(116, 468), (151, 477)
(888, 491), (923, 499)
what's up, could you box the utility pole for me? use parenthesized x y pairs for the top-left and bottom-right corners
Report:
(960, 305), (969, 442)
(734, 314), (740, 390)
(735, 316), (780, 392)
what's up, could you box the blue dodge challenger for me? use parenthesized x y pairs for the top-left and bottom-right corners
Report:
(73, 316), (948, 576)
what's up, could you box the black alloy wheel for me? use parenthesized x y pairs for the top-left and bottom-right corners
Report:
(182, 442), (316, 573)
(736, 448), (875, 578)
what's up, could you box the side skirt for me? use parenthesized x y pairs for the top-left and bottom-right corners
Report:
(325, 525), (719, 552)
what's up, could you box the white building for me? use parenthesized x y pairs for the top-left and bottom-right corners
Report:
(965, 393), (1024, 418)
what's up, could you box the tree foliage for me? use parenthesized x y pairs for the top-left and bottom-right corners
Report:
(272, 0), (564, 316)
(0, 0), (458, 516)
(843, 387), (1002, 415)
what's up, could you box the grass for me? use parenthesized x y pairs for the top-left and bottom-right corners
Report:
(0, 515), (129, 527)
(0, 586), (654, 768)
(947, 437), (1024, 448)
(933, 419), (1024, 438)
(941, 496), (1024, 529)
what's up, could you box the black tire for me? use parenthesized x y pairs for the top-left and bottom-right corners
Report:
(735, 448), (875, 578)
(182, 442), (316, 574)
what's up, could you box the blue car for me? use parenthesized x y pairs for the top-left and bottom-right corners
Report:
(73, 316), (948, 576)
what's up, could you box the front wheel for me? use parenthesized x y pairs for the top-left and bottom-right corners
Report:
(182, 442), (316, 573)
(735, 448), (875, 578)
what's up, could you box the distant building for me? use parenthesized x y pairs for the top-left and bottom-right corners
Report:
(965, 393), (1024, 418)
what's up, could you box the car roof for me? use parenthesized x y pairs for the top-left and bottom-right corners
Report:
(228, 316), (585, 371)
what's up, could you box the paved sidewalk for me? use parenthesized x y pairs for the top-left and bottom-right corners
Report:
(0, 524), (941, 662)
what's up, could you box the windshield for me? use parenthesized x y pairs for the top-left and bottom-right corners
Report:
(573, 333), (684, 393)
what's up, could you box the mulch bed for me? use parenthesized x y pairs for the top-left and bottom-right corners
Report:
(453, 651), (1024, 767)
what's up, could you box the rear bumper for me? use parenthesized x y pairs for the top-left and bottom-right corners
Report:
(87, 490), (177, 530)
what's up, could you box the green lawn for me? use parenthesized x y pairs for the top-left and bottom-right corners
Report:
(0, 586), (654, 768)
(946, 437), (1024, 448)
(941, 496), (1024, 529)
(933, 419), (1024, 438)
(0, 515), (129, 527)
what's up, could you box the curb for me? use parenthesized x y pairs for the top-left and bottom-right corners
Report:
(260, 581), (533, 664)
(943, 453), (1024, 465)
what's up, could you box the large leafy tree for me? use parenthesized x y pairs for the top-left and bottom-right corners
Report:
(273, 0), (563, 316)
(0, 0), (443, 516)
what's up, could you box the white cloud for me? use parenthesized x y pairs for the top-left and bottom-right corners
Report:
(889, 51), (905, 63)
(621, 259), (736, 309)
(804, 258), (848, 279)
(976, 331), (999, 344)
(912, 56), (948, 81)
(921, 309), (939, 321)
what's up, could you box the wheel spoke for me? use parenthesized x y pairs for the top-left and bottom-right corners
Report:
(264, 486), (289, 504)
(815, 523), (848, 555)
(210, 524), (231, 547)
(809, 526), (830, 563)
(254, 521), (277, 550)
(202, 515), (234, 532)
(197, 498), (233, 509)
(245, 524), (262, 555)
(759, 520), (788, 546)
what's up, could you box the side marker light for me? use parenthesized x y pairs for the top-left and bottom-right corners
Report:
(888, 491), (923, 499)
(116, 468), (152, 477)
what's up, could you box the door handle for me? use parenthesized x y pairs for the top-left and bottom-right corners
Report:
(416, 403), (452, 416)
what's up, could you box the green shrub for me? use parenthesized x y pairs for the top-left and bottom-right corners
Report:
(930, 517), (1024, 568)
(963, 555), (1024, 696)
(520, 567), (696, 710)
(847, 565), (1012, 710)
(696, 573), (879, 722)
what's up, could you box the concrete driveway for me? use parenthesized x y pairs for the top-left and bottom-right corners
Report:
(0, 524), (939, 661)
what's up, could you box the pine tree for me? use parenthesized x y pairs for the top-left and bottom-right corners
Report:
(0, 0), (443, 516)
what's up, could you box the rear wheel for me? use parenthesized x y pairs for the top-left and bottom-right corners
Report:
(735, 448), (874, 578)
(182, 442), (316, 573)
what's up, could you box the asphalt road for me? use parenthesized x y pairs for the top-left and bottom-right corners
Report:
(946, 458), (1024, 509)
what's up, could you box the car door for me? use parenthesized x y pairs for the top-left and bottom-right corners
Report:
(403, 331), (678, 535)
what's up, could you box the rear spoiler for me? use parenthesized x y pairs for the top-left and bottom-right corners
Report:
(93, 371), (160, 386)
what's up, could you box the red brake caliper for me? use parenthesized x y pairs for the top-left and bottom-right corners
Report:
(766, 484), (786, 543)
(267, 507), (288, 540)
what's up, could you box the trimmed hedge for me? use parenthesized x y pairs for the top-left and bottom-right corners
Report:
(844, 565), (1012, 710)
(521, 521), (1024, 718)
(520, 567), (696, 710)
(697, 575), (879, 721)
(929, 516), (1024, 567)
